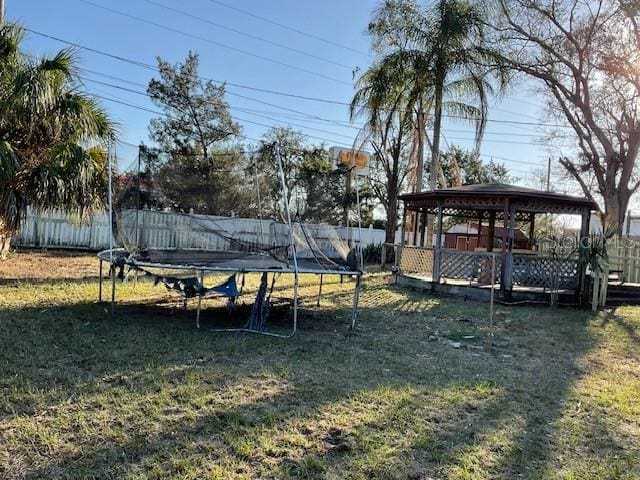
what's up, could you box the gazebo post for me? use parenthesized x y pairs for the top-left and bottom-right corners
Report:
(433, 201), (444, 282)
(400, 203), (407, 247)
(487, 211), (496, 252)
(528, 213), (536, 249)
(420, 208), (427, 247)
(504, 203), (517, 300)
(500, 199), (510, 297)
(577, 208), (591, 302)
(412, 211), (420, 246)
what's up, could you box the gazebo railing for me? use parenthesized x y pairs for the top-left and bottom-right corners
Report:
(440, 249), (502, 285)
(397, 245), (581, 293)
(398, 245), (435, 277)
(512, 254), (579, 290)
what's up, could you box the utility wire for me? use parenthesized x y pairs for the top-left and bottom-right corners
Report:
(138, 0), (354, 70)
(81, 75), (568, 148)
(27, 28), (581, 132)
(77, 0), (351, 85)
(204, 0), (370, 57)
(83, 79), (356, 147)
(91, 88), (547, 171)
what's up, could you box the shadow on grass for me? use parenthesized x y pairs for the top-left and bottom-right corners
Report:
(0, 281), (611, 479)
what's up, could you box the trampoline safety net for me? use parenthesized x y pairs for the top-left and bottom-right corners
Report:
(109, 143), (364, 274)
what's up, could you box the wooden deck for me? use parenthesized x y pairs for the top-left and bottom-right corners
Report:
(396, 273), (579, 305)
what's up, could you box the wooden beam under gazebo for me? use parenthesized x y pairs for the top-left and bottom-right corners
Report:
(396, 184), (597, 303)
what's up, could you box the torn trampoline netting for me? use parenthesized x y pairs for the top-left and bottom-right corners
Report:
(111, 259), (239, 299)
(110, 145), (362, 274)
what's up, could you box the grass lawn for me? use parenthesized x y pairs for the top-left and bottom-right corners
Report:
(1, 250), (639, 479)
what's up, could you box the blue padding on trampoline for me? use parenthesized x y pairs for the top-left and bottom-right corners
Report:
(209, 274), (239, 298)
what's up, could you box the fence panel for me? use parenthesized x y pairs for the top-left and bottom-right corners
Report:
(14, 208), (389, 253)
(607, 239), (640, 284)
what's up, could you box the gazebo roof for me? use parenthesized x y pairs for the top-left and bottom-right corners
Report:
(399, 183), (597, 219)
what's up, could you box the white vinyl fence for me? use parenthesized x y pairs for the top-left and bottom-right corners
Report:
(13, 208), (390, 252)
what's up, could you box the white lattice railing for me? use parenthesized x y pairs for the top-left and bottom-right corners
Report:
(398, 246), (434, 276)
(440, 250), (502, 284)
(512, 254), (579, 290)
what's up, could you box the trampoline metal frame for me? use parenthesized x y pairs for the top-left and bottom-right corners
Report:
(99, 141), (363, 337)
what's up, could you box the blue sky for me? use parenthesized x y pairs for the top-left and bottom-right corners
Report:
(12, 0), (565, 186)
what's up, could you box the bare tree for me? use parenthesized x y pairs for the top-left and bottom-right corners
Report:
(492, 0), (640, 232)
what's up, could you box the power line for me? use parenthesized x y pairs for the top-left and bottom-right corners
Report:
(138, 0), (354, 70)
(25, 30), (556, 169)
(84, 67), (551, 140)
(83, 74), (355, 141)
(81, 74), (569, 148)
(77, 0), (351, 86)
(27, 28), (579, 132)
(89, 90), (357, 149)
(95, 90), (542, 173)
(204, 0), (370, 57)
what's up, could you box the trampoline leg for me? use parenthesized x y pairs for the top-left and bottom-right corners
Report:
(317, 274), (324, 307)
(110, 263), (116, 315)
(196, 270), (204, 329)
(350, 275), (362, 330)
(98, 260), (103, 302)
(292, 273), (299, 336)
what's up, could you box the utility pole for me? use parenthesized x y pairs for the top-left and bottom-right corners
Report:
(0, 0), (5, 26)
(546, 157), (551, 192)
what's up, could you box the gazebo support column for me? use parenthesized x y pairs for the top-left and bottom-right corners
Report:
(528, 213), (536, 249)
(432, 202), (444, 282)
(577, 208), (591, 302)
(487, 211), (496, 252)
(503, 203), (517, 301)
(419, 209), (427, 247)
(400, 205), (407, 246)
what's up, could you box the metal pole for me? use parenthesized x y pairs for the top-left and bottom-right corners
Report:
(487, 253), (496, 350)
(351, 275), (361, 330)
(317, 274), (324, 307)
(254, 157), (265, 245)
(108, 144), (113, 263)
(196, 270), (204, 328)
(135, 145), (142, 250)
(275, 142), (300, 336)
(98, 259), (103, 302)
(110, 264), (116, 314)
(354, 171), (365, 272)
(108, 144), (115, 315)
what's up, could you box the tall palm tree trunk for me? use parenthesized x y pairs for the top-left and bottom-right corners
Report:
(425, 74), (444, 248)
(431, 75), (444, 191)
(411, 108), (427, 245)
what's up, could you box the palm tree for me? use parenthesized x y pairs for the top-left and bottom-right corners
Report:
(0, 24), (115, 258)
(368, 0), (506, 191)
(351, 61), (416, 244)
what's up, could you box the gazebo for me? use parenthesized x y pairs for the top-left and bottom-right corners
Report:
(396, 184), (597, 302)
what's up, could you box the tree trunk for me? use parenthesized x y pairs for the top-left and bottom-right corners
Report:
(424, 75), (445, 248)
(385, 185), (398, 245)
(0, 233), (11, 259)
(601, 190), (631, 236)
(431, 77), (444, 190)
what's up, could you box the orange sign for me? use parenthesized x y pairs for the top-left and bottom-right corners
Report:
(330, 147), (370, 176)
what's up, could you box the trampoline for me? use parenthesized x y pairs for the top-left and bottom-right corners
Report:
(99, 142), (365, 337)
